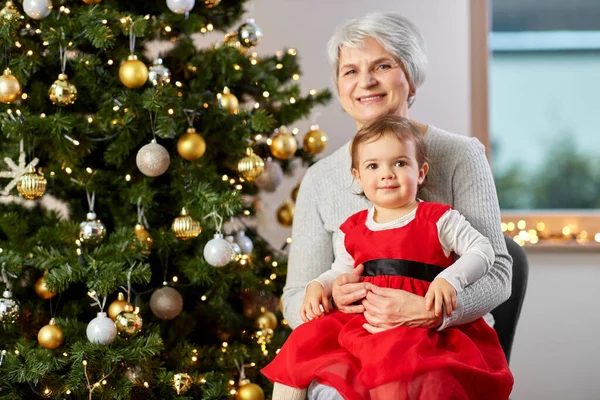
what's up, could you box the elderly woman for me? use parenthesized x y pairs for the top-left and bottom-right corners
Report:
(277, 12), (512, 400)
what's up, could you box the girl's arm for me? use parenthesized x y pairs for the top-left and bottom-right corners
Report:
(308, 232), (355, 298)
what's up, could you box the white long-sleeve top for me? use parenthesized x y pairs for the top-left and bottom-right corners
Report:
(312, 204), (494, 298)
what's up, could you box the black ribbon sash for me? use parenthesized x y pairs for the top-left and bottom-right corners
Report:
(362, 259), (445, 282)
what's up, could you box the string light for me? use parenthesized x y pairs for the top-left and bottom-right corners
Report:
(125, 174), (131, 182)
(292, 74), (300, 80)
(309, 89), (317, 95)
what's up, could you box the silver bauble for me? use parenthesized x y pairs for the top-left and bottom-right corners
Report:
(166, 0), (195, 14)
(79, 212), (107, 245)
(254, 158), (283, 192)
(237, 18), (263, 48)
(150, 286), (183, 320)
(203, 233), (235, 267)
(225, 235), (242, 255)
(235, 231), (254, 254)
(86, 312), (117, 344)
(148, 58), (171, 86)
(0, 290), (20, 324)
(23, 0), (52, 19)
(136, 139), (170, 177)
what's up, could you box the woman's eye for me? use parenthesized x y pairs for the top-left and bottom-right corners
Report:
(343, 69), (356, 76)
(377, 64), (391, 70)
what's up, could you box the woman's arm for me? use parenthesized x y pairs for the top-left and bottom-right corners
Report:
(440, 138), (512, 329)
(281, 167), (335, 329)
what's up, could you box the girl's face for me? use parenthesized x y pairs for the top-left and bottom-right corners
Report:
(352, 133), (427, 211)
(337, 38), (412, 129)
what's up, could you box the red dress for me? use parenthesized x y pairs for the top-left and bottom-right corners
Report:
(262, 202), (514, 400)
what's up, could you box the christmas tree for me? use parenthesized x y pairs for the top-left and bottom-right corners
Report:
(0, 0), (331, 398)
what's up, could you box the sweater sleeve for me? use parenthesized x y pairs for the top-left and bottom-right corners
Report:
(439, 138), (513, 330)
(281, 167), (335, 329)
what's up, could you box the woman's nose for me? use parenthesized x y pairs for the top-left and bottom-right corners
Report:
(359, 71), (376, 88)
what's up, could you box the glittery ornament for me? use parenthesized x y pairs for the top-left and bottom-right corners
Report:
(203, 0), (220, 7)
(86, 312), (117, 344)
(171, 207), (201, 240)
(254, 158), (283, 192)
(166, 0), (194, 14)
(136, 139), (170, 177)
(237, 19), (263, 48)
(0, 1), (21, 22)
(303, 125), (328, 155)
(119, 55), (148, 89)
(37, 318), (63, 349)
(236, 379), (265, 400)
(203, 233), (235, 267)
(150, 286), (183, 320)
(177, 127), (206, 161)
(216, 86), (239, 114)
(255, 310), (278, 330)
(276, 200), (294, 227)
(16, 165), (46, 199)
(0, 68), (21, 104)
(34, 275), (56, 300)
(115, 305), (143, 338)
(148, 58), (170, 86)
(270, 128), (297, 160)
(79, 211), (107, 245)
(48, 73), (77, 106)
(134, 223), (153, 253)
(237, 147), (264, 182)
(235, 230), (253, 254)
(0, 290), (20, 324)
(172, 373), (192, 394)
(23, 0), (52, 20)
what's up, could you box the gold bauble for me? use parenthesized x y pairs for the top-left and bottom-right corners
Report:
(48, 73), (77, 106)
(171, 207), (202, 240)
(236, 380), (264, 400)
(37, 318), (63, 349)
(276, 201), (294, 227)
(149, 286), (183, 320)
(108, 292), (131, 320)
(270, 130), (298, 160)
(0, 1), (21, 22)
(216, 86), (239, 114)
(17, 165), (47, 199)
(34, 276), (56, 300)
(82, 0), (101, 3)
(291, 183), (300, 202)
(119, 55), (148, 89)
(303, 126), (328, 155)
(177, 127), (206, 161)
(203, 0), (220, 7)
(172, 373), (192, 395)
(223, 31), (246, 53)
(115, 305), (143, 338)
(255, 310), (278, 330)
(134, 223), (153, 252)
(237, 148), (264, 182)
(0, 68), (21, 104)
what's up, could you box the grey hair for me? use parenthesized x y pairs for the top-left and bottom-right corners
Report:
(327, 12), (428, 99)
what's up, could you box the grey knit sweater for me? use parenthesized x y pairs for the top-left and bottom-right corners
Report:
(282, 125), (512, 330)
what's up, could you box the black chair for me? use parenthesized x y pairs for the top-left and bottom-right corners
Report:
(490, 236), (529, 364)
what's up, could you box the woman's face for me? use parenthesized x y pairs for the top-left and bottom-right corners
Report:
(337, 38), (412, 129)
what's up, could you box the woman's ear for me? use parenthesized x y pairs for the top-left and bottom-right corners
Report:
(418, 162), (429, 185)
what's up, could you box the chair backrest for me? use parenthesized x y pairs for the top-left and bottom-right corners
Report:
(490, 235), (529, 364)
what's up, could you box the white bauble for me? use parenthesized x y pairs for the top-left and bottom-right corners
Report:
(136, 139), (170, 177)
(86, 312), (117, 344)
(203, 234), (235, 267)
(225, 235), (242, 255)
(254, 158), (283, 192)
(235, 231), (254, 254)
(166, 0), (195, 14)
(23, 0), (52, 19)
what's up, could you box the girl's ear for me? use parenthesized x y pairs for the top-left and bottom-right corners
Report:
(418, 162), (429, 185)
(352, 168), (361, 183)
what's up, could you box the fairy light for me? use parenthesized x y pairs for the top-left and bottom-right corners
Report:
(144, 14), (150, 20)
(506, 222), (515, 231)
(94, 382), (100, 388)
(26, 50), (33, 56)
(65, 167), (72, 174)
(165, 26), (172, 32)
(191, 356), (197, 362)
(172, 276), (178, 282)
(222, 175), (228, 181)
(87, 116), (93, 123)
(255, 134), (263, 140)
(201, 295), (207, 301)
(86, 167), (93, 174)
(200, 378), (207, 384)
(21, 93), (27, 100)
(229, 178), (235, 184)
(230, 389), (237, 395)
(276, 63), (283, 69)
(276, 50), (283, 57)
(125, 174), (131, 181)
(309, 89), (317, 95)
(286, 237), (292, 244)
(264, 279), (271, 285)
(175, 81), (182, 87)
(266, 138), (273, 146)
(235, 184), (242, 190)
(66, 390), (72, 395)
(203, 103), (209, 108)
(270, 273), (277, 280)
(107, 59), (114, 65)
(120, 17), (127, 23)
(537, 222), (545, 231)
(288, 48), (297, 55)
(244, 210), (250, 216)
(101, 19), (107, 24)
(14, 350), (19, 355)
(233, 64), (241, 70)
(290, 97), (296, 104)
(15, 41), (21, 48)
(113, 105), (120, 111)
(168, 108), (174, 115)
(517, 220), (526, 230)
(228, 379), (234, 385)
(143, 382), (149, 388)
(595, 233), (600, 242)
(200, 27), (207, 33)
(292, 74), (300, 80)
(501, 222), (507, 232)
(83, 360), (88, 366)
(35, 29), (42, 34)
(222, 342), (228, 348)
(562, 226), (571, 236)
(254, 102), (260, 109)
(101, 380), (107, 385)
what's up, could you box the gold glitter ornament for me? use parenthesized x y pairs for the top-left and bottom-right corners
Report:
(171, 207), (201, 240)
(276, 200), (294, 227)
(203, 0), (220, 7)
(134, 223), (153, 253)
(177, 127), (206, 161)
(37, 318), (63, 349)
(236, 379), (265, 400)
(255, 310), (278, 330)
(17, 165), (46, 199)
(237, 147), (264, 182)
(216, 86), (239, 114)
(0, 68), (21, 104)
(48, 73), (77, 106)
(136, 139), (170, 177)
(119, 55), (148, 89)
(115, 305), (143, 338)
(270, 128), (297, 160)
(172, 373), (192, 394)
(303, 125), (328, 155)
(34, 275), (56, 300)
(108, 292), (131, 320)
(0, 1), (21, 22)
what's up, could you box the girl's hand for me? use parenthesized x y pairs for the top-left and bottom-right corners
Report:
(300, 282), (331, 322)
(425, 278), (457, 317)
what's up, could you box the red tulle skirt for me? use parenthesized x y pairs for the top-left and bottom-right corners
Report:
(262, 275), (513, 400)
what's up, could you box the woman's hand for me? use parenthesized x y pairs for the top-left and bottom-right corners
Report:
(332, 264), (369, 314)
(361, 284), (443, 333)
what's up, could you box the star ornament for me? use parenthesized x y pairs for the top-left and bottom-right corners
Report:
(0, 151), (39, 195)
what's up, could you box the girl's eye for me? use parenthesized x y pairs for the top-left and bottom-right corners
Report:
(366, 163), (378, 170)
(395, 160), (407, 167)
